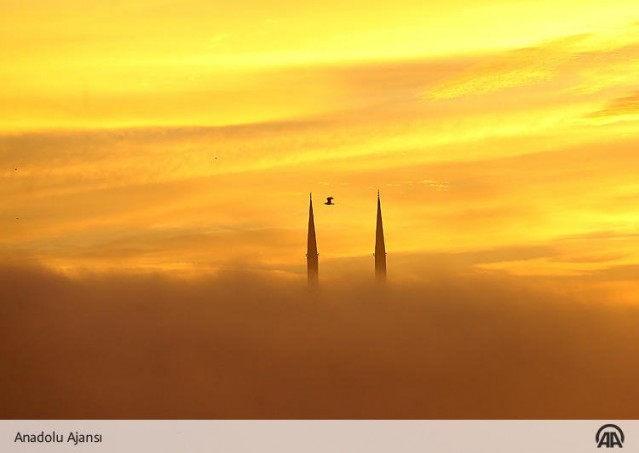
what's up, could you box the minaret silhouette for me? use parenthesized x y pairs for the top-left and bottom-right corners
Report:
(375, 190), (387, 281)
(307, 193), (319, 285)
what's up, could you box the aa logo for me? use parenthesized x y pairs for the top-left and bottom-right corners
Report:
(596, 424), (624, 448)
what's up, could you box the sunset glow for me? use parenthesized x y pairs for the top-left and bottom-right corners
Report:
(1, 0), (639, 302)
(5, 0), (639, 422)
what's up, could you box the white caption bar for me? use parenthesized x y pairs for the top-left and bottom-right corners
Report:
(1, 420), (635, 452)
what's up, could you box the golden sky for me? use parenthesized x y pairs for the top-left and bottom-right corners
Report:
(2, 0), (639, 300)
(3, 2), (639, 419)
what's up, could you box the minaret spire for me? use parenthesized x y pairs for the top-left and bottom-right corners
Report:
(375, 190), (386, 281)
(307, 193), (319, 285)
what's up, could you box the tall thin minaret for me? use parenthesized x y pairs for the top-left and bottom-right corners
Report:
(307, 193), (319, 285)
(375, 190), (387, 281)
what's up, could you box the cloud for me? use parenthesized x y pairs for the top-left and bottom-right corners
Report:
(587, 91), (639, 118)
(423, 27), (639, 101)
(4, 126), (639, 276)
(3, 24), (639, 278)
(422, 34), (587, 100)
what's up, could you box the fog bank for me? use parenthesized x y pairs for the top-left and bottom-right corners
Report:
(1, 264), (637, 419)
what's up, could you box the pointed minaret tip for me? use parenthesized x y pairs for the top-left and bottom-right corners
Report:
(375, 190), (386, 281)
(307, 192), (319, 285)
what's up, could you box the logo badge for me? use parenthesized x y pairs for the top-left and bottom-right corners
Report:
(596, 424), (624, 448)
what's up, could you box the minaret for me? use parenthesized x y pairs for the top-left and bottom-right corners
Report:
(375, 190), (387, 281)
(307, 193), (319, 285)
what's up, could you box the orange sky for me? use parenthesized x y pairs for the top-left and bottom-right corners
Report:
(1, 0), (639, 300)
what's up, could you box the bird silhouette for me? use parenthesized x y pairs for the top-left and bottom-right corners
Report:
(324, 196), (334, 205)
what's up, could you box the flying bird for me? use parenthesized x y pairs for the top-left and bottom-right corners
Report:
(324, 197), (334, 205)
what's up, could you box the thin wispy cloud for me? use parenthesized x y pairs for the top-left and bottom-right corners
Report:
(587, 91), (639, 118)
